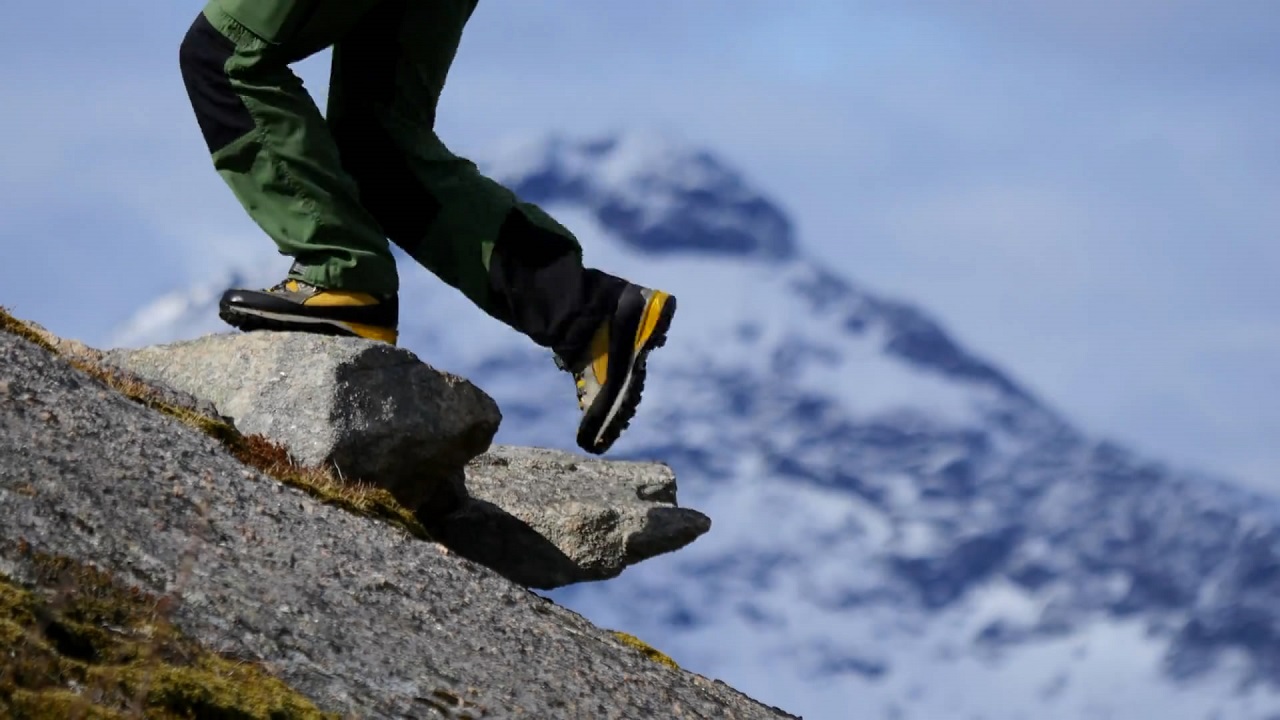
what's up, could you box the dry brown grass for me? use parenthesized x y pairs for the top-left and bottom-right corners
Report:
(223, 433), (429, 537)
(0, 307), (60, 355)
(0, 306), (429, 541)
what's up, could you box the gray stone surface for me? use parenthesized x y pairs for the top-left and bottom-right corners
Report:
(101, 356), (229, 421)
(102, 331), (502, 512)
(22, 316), (105, 365)
(431, 446), (712, 589)
(11, 315), (224, 422)
(0, 330), (796, 719)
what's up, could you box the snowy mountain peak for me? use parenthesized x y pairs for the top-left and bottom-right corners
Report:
(483, 131), (796, 259)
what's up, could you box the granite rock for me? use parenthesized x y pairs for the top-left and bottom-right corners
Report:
(0, 327), (795, 719)
(430, 445), (713, 589)
(103, 331), (502, 512)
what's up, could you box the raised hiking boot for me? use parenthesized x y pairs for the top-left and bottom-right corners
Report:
(557, 283), (677, 455)
(218, 277), (398, 345)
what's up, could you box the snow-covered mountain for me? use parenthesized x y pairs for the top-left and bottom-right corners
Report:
(112, 131), (1280, 720)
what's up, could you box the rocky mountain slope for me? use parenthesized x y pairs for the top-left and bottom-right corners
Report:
(110, 131), (1280, 720)
(0, 311), (792, 718)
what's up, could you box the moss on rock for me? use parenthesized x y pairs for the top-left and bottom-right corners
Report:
(0, 546), (337, 719)
(611, 631), (680, 670)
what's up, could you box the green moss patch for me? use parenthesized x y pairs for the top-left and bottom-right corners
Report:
(0, 546), (337, 719)
(0, 306), (429, 542)
(611, 631), (680, 670)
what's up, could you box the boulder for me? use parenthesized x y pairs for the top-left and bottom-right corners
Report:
(102, 331), (501, 512)
(430, 445), (712, 589)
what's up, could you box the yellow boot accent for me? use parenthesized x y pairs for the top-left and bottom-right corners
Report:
(338, 321), (399, 345)
(633, 291), (672, 350)
(590, 322), (610, 384)
(303, 290), (385, 308)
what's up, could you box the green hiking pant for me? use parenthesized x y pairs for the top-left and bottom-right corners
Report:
(177, 0), (625, 362)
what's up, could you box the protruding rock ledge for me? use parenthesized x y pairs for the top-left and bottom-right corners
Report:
(431, 445), (712, 589)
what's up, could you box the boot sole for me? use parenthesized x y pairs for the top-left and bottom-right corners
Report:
(219, 305), (399, 345)
(578, 293), (677, 455)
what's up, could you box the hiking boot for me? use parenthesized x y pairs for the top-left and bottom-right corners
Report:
(218, 276), (399, 345)
(557, 283), (677, 455)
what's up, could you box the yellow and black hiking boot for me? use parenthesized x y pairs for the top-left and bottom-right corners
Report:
(218, 277), (398, 345)
(557, 283), (677, 455)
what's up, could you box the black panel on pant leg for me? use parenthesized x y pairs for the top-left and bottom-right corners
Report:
(179, 14), (257, 154)
(332, 121), (442, 250)
(488, 208), (625, 360)
(328, 0), (441, 248)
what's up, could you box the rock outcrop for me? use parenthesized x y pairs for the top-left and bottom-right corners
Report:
(435, 446), (713, 589)
(0, 320), (790, 718)
(98, 330), (712, 587)
(103, 332), (502, 514)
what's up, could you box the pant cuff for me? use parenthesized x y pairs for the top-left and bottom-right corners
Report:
(290, 258), (399, 296)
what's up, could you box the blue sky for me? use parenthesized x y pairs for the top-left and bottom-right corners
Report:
(1, 1), (1276, 493)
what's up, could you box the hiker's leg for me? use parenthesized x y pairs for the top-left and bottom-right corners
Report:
(178, 0), (397, 295)
(325, 0), (627, 362)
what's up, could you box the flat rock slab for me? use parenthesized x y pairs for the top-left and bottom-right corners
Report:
(430, 445), (712, 589)
(103, 331), (501, 512)
(0, 329), (795, 719)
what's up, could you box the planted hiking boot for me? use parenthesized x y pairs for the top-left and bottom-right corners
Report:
(218, 278), (398, 345)
(557, 284), (677, 455)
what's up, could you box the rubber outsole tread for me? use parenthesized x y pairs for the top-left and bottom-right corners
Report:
(219, 308), (361, 340)
(580, 296), (677, 455)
